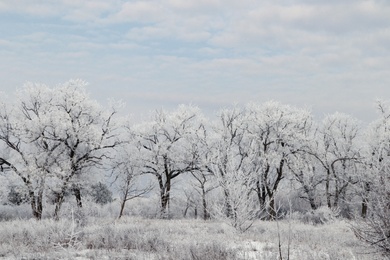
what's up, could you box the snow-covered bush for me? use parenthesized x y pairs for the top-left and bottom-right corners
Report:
(300, 206), (340, 225)
(0, 204), (32, 221)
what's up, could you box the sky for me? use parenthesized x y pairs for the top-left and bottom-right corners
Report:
(1, 0), (390, 123)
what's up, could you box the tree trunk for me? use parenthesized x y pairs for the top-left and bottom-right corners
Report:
(224, 188), (233, 218)
(202, 188), (209, 220)
(183, 204), (190, 218)
(118, 190), (129, 219)
(160, 178), (171, 217)
(53, 177), (72, 220)
(266, 159), (284, 220)
(308, 194), (317, 210)
(73, 187), (82, 208)
(256, 179), (267, 211)
(118, 177), (132, 219)
(269, 196), (276, 220)
(334, 180), (339, 208)
(326, 169), (332, 208)
(119, 200), (126, 219)
(118, 182), (130, 219)
(36, 187), (44, 219)
(302, 184), (317, 210)
(361, 182), (370, 218)
(29, 190), (42, 220)
(53, 192), (65, 221)
(361, 198), (368, 218)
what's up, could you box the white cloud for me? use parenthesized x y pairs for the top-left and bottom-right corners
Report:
(126, 26), (171, 41)
(110, 1), (165, 23)
(1, 0), (390, 123)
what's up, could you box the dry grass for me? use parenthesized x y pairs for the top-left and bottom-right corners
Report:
(0, 216), (382, 260)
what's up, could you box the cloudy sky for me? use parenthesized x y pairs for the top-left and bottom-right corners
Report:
(1, 0), (390, 122)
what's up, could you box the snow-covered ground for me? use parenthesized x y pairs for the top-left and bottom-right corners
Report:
(0, 216), (381, 260)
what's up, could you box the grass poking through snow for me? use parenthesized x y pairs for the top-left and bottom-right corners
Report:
(0, 217), (382, 259)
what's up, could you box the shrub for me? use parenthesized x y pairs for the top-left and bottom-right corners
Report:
(353, 193), (390, 259)
(7, 186), (28, 205)
(300, 206), (340, 225)
(90, 182), (113, 206)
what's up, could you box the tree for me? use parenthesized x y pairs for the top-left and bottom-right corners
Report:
(0, 84), (61, 219)
(207, 106), (258, 225)
(246, 101), (312, 219)
(0, 80), (122, 220)
(212, 161), (258, 232)
(190, 170), (216, 220)
(110, 134), (153, 219)
(353, 100), (390, 257)
(41, 80), (122, 220)
(186, 117), (216, 220)
(134, 105), (204, 217)
(287, 151), (324, 210)
(309, 113), (361, 211)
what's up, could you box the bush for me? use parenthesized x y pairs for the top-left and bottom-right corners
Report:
(300, 206), (340, 225)
(89, 182), (113, 205)
(0, 204), (32, 221)
(353, 192), (390, 259)
(7, 186), (28, 205)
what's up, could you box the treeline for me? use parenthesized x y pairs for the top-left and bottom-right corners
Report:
(0, 81), (389, 227)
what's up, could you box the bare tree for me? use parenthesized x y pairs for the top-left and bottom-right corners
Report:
(134, 105), (205, 217)
(190, 170), (217, 220)
(111, 133), (153, 219)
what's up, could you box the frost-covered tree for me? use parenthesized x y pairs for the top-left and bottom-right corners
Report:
(207, 106), (258, 224)
(42, 81), (122, 219)
(309, 113), (361, 211)
(287, 151), (324, 210)
(354, 100), (390, 257)
(110, 131), (153, 219)
(246, 101), (312, 219)
(212, 161), (258, 232)
(134, 105), (205, 217)
(0, 85), (63, 219)
(190, 170), (216, 220)
(0, 81), (122, 220)
(186, 121), (216, 220)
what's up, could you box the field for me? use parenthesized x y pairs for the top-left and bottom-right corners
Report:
(0, 211), (382, 260)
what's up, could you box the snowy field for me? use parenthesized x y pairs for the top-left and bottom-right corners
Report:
(0, 214), (380, 260)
